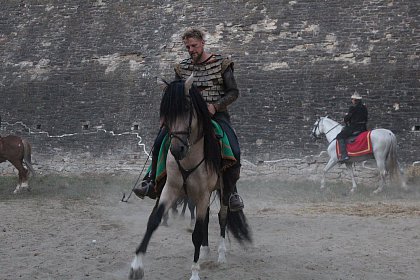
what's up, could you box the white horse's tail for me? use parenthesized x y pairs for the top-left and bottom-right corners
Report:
(386, 133), (401, 183)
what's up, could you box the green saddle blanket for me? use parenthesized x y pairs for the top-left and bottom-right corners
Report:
(148, 120), (236, 188)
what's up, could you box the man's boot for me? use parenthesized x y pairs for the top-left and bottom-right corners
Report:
(222, 165), (244, 212)
(338, 139), (350, 163)
(133, 156), (158, 199)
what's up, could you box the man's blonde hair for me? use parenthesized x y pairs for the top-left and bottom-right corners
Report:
(182, 28), (205, 41)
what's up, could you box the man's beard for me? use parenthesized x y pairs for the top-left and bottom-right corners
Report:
(190, 51), (203, 63)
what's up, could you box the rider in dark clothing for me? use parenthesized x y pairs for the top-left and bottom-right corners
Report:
(336, 92), (368, 163)
(133, 28), (244, 211)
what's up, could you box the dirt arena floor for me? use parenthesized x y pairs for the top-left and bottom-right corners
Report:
(1, 174), (420, 280)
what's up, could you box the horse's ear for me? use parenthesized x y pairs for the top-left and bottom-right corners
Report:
(156, 77), (169, 90)
(184, 74), (194, 95)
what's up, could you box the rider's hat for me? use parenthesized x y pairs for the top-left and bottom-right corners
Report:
(351, 92), (362, 99)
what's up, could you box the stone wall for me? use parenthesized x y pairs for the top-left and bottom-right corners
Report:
(1, 0), (419, 178)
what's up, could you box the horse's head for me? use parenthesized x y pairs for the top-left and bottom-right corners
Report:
(160, 74), (209, 161)
(311, 117), (323, 140)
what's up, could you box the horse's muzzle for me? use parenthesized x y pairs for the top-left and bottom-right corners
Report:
(310, 133), (319, 142)
(170, 144), (189, 160)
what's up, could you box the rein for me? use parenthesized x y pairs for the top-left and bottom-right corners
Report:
(325, 123), (340, 136)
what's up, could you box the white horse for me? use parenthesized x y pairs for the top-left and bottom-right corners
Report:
(311, 116), (406, 193)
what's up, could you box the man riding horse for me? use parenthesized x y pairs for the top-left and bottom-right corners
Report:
(133, 28), (244, 211)
(336, 92), (368, 163)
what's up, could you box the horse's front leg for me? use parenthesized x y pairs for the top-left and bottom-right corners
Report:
(129, 200), (164, 280)
(321, 158), (337, 189)
(345, 162), (357, 193)
(129, 188), (178, 280)
(199, 207), (210, 260)
(190, 199), (210, 280)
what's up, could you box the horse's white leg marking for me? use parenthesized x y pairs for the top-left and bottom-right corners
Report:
(13, 183), (22, 194)
(21, 181), (30, 191)
(346, 163), (357, 193)
(129, 253), (144, 280)
(217, 237), (227, 263)
(190, 262), (200, 280)
(321, 158), (337, 189)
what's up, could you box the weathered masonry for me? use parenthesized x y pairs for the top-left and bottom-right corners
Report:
(1, 0), (418, 175)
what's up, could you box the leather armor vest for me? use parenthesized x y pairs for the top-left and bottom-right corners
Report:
(174, 54), (233, 103)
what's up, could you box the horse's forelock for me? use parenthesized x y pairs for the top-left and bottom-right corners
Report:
(161, 79), (220, 171)
(160, 81), (190, 126)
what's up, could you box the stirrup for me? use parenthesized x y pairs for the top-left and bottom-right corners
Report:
(133, 180), (154, 199)
(338, 156), (350, 163)
(229, 193), (244, 212)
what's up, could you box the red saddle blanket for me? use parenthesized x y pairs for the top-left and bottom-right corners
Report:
(336, 131), (373, 157)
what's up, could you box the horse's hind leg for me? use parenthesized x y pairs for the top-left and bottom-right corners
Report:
(188, 198), (196, 228)
(10, 160), (29, 194)
(181, 197), (188, 217)
(217, 203), (228, 263)
(373, 159), (387, 194)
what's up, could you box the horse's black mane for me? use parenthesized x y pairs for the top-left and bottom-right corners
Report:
(160, 80), (221, 172)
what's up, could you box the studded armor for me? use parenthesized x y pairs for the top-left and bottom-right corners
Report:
(174, 54), (233, 104)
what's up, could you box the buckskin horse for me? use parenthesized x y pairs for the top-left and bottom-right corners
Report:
(0, 135), (35, 193)
(311, 116), (406, 193)
(129, 75), (252, 280)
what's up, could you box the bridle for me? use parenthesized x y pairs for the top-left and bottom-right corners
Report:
(311, 119), (322, 139)
(313, 117), (341, 138)
(168, 97), (194, 150)
(312, 117), (341, 143)
(168, 95), (205, 195)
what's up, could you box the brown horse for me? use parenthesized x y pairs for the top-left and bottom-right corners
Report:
(129, 75), (251, 280)
(0, 135), (35, 193)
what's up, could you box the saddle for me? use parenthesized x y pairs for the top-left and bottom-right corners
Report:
(336, 130), (373, 158)
(149, 120), (237, 194)
(345, 131), (363, 144)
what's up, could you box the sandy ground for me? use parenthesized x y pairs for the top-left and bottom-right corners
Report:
(1, 174), (420, 280)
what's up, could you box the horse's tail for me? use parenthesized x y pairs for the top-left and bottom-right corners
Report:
(22, 139), (35, 176)
(227, 210), (252, 244)
(386, 132), (401, 184)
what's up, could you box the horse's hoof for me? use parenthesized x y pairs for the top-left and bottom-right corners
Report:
(128, 267), (144, 280)
(218, 254), (227, 264)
